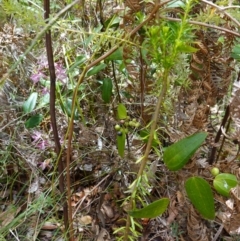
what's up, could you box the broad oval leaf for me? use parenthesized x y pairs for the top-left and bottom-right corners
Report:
(25, 114), (43, 129)
(185, 177), (215, 220)
(128, 198), (169, 218)
(117, 103), (127, 119)
(23, 92), (38, 113)
(86, 63), (107, 77)
(163, 132), (207, 171)
(102, 78), (113, 103)
(117, 132), (125, 158)
(213, 173), (238, 197)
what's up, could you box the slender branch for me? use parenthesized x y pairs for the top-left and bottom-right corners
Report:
(200, 0), (240, 27)
(162, 17), (240, 37)
(208, 105), (230, 164)
(43, 0), (70, 238)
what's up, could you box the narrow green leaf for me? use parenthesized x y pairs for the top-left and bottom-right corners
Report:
(185, 177), (215, 220)
(64, 98), (79, 120)
(86, 63), (107, 77)
(128, 198), (169, 218)
(68, 55), (87, 72)
(117, 132), (125, 158)
(23, 92), (38, 113)
(102, 78), (113, 103)
(25, 114), (43, 129)
(177, 43), (198, 53)
(106, 48), (123, 61)
(163, 132), (207, 171)
(117, 103), (127, 119)
(213, 173), (238, 197)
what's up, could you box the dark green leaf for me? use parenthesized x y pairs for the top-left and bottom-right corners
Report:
(102, 78), (113, 103)
(25, 114), (43, 129)
(185, 177), (215, 220)
(106, 48), (123, 61)
(117, 103), (127, 119)
(128, 198), (169, 218)
(23, 92), (38, 113)
(213, 173), (238, 197)
(163, 132), (207, 171)
(86, 63), (107, 77)
(117, 131), (125, 158)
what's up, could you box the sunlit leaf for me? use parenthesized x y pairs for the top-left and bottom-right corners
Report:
(167, 0), (185, 8)
(102, 78), (113, 103)
(213, 173), (238, 197)
(177, 43), (198, 53)
(128, 198), (169, 218)
(23, 92), (38, 113)
(117, 103), (127, 119)
(185, 177), (215, 220)
(163, 132), (207, 171)
(25, 114), (43, 129)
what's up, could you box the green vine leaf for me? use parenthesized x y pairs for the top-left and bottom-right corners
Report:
(128, 198), (169, 218)
(117, 103), (127, 119)
(106, 48), (123, 61)
(213, 173), (238, 197)
(163, 132), (207, 171)
(102, 78), (113, 103)
(117, 131), (125, 158)
(25, 114), (43, 129)
(185, 177), (215, 220)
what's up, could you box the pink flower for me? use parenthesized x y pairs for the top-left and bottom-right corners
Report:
(31, 131), (49, 150)
(55, 63), (67, 83)
(42, 87), (50, 95)
(32, 131), (42, 143)
(36, 139), (49, 150)
(31, 71), (47, 84)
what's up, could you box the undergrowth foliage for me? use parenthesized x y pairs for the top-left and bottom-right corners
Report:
(1, 0), (240, 240)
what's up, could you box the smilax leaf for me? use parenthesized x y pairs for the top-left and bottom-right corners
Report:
(25, 114), (43, 129)
(163, 132), (207, 171)
(213, 173), (238, 197)
(102, 78), (113, 103)
(117, 103), (127, 119)
(117, 131), (125, 158)
(185, 177), (215, 220)
(128, 198), (169, 218)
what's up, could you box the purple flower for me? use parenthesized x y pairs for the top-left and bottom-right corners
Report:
(55, 62), (67, 83)
(37, 56), (49, 69)
(32, 131), (42, 143)
(41, 87), (50, 95)
(31, 131), (49, 150)
(36, 139), (49, 150)
(30, 71), (47, 84)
